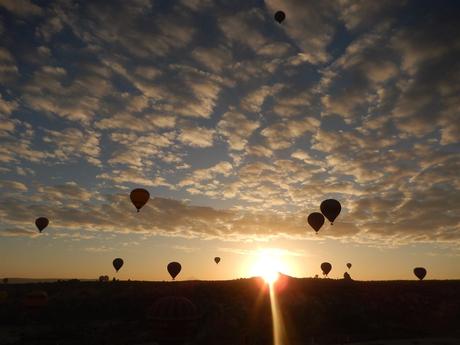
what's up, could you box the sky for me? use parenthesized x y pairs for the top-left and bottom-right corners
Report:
(0, 0), (459, 281)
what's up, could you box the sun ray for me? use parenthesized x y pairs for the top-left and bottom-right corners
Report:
(250, 249), (289, 344)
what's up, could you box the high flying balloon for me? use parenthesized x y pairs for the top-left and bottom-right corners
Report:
(347, 263), (352, 269)
(167, 262), (182, 280)
(321, 262), (332, 277)
(320, 199), (341, 224)
(308, 212), (325, 233)
(130, 188), (150, 212)
(35, 217), (49, 233)
(113, 258), (124, 272)
(214, 257), (221, 264)
(274, 10), (286, 23)
(413, 267), (427, 280)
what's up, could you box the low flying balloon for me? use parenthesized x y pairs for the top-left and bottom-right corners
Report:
(167, 262), (182, 280)
(113, 258), (124, 272)
(130, 188), (150, 212)
(214, 257), (221, 264)
(274, 10), (286, 23)
(321, 262), (332, 277)
(347, 263), (352, 269)
(148, 296), (199, 342)
(35, 217), (49, 233)
(413, 267), (427, 281)
(320, 199), (341, 224)
(308, 212), (325, 233)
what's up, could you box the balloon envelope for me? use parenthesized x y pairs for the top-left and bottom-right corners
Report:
(413, 267), (427, 280)
(347, 263), (352, 269)
(274, 10), (286, 23)
(130, 188), (150, 212)
(149, 296), (199, 342)
(167, 262), (182, 280)
(23, 290), (48, 308)
(214, 257), (221, 264)
(321, 262), (332, 276)
(35, 217), (49, 232)
(320, 199), (341, 224)
(308, 212), (325, 233)
(113, 258), (124, 272)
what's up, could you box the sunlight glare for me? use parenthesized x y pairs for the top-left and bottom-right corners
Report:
(250, 249), (288, 284)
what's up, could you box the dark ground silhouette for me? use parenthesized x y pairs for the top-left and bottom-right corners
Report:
(1, 277), (459, 344)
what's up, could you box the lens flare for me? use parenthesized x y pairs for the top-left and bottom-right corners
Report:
(250, 249), (288, 284)
(250, 249), (289, 344)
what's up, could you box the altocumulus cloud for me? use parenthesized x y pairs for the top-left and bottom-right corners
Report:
(0, 0), (458, 247)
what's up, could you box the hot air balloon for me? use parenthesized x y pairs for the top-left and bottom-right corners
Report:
(308, 212), (325, 233)
(167, 262), (181, 280)
(321, 262), (332, 277)
(413, 267), (427, 280)
(274, 10), (286, 23)
(214, 257), (221, 264)
(130, 188), (150, 212)
(148, 296), (199, 343)
(23, 290), (48, 308)
(320, 199), (341, 224)
(113, 258), (124, 272)
(35, 217), (49, 233)
(347, 263), (352, 269)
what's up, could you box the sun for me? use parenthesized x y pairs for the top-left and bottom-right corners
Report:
(250, 249), (288, 284)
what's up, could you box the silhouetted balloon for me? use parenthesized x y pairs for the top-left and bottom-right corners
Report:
(308, 212), (325, 233)
(321, 262), (332, 276)
(343, 272), (352, 281)
(23, 290), (48, 308)
(113, 258), (124, 272)
(274, 10), (286, 23)
(130, 188), (150, 212)
(347, 263), (352, 269)
(320, 199), (341, 224)
(214, 257), (221, 264)
(167, 262), (182, 280)
(99, 275), (109, 282)
(149, 296), (199, 342)
(414, 267), (427, 280)
(35, 217), (49, 233)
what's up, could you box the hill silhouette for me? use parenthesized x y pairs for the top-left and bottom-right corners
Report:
(1, 277), (459, 344)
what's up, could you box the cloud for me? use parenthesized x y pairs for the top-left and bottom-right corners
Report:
(192, 46), (233, 73)
(0, 180), (28, 192)
(179, 161), (233, 188)
(107, 131), (175, 169)
(97, 169), (172, 188)
(0, 228), (38, 238)
(24, 64), (113, 124)
(0, 93), (17, 115)
(338, 0), (407, 30)
(178, 125), (215, 148)
(241, 84), (283, 113)
(217, 111), (260, 151)
(261, 117), (320, 149)
(42, 128), (101, 166)
(0, 0), (43, 17)
(390, 6), (460, 142)
(319, 28), (399, 122)
(218, 9), (268, 51)
(0, 0), (458, 250)
(264, 0), (336, 64)
(0, 47), (18, 82)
